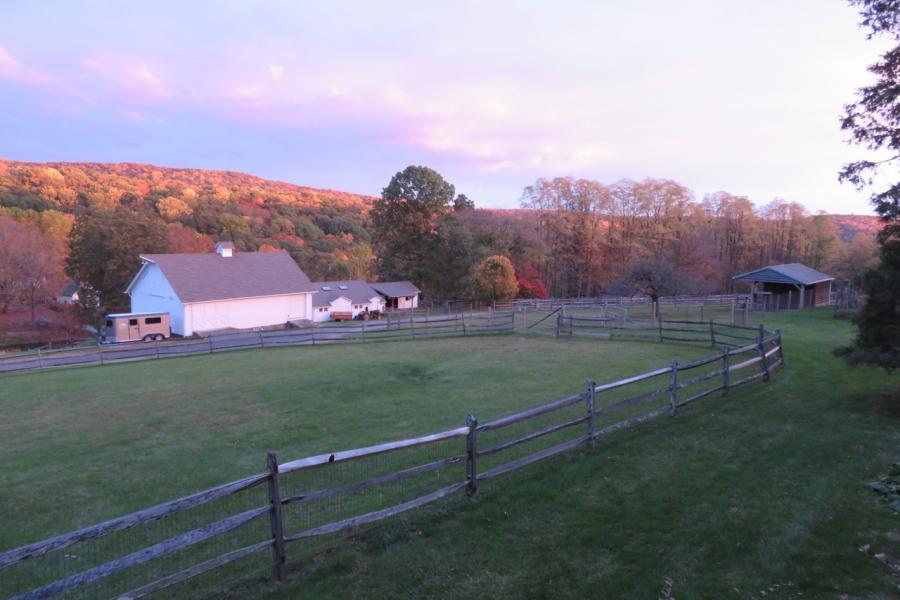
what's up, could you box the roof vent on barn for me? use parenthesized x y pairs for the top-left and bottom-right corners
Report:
(215, 241), (234, 258)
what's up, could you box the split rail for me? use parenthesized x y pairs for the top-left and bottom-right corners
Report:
(0, 319), (783, 599)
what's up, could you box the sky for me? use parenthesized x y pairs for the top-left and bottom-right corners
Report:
(0, 1), (890, 213)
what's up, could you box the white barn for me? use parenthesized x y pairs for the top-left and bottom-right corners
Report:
(311, 280), (385, 322)
(126, 242), (317, 336)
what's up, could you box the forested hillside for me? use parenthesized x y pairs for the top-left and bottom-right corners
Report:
(0, 160), (375, 281)
(0, 160), (883, 322)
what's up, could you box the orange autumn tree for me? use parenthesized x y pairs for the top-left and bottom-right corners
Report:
(474, 255), (518, 302)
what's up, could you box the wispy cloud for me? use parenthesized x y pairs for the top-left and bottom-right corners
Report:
(0, 1), (887, 211)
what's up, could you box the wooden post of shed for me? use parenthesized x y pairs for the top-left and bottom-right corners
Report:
(465, 414), (478, 497)
(266, 452), (286, 582)
(668, 360), (678, 416)
(585, 380), (596, 448)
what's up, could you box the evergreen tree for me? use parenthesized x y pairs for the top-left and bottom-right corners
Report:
(837, 0), (900, 369)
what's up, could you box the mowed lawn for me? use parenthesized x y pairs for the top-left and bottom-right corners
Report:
(247, 310), (899, 599)
(0, 331), (708, 551)
(2, 311), (899, 598)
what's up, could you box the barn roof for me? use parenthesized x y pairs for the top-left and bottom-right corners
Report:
(131, 251), (317, 303)
(310, 280), (382, 307)
(370, 281), (420, 298)
(733, 263), (834, 286)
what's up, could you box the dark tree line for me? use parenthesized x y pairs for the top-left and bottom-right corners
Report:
(837, 0), (900, 370)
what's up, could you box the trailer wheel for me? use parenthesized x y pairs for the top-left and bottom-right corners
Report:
(155, 334), (166, 341)
(142, 334), (154, 342)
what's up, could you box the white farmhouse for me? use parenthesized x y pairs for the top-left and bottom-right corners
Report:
(126, 242), (317, 336)
(311, 280), (385, 322)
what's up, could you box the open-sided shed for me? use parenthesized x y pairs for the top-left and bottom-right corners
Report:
(733, 263), (833, 309)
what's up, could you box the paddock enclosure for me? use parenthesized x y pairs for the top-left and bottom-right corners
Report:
(0, 316), (783, 599)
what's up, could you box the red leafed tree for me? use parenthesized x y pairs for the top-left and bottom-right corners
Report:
(0, 216), (64, 327)
(516, 263), (549, 299)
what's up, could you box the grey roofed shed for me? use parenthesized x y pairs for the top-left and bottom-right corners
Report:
(310, 280), (383, 307)
(732, 263), (834, 286)
(733, 263), (833, 308)
(370, 281), (421, 298)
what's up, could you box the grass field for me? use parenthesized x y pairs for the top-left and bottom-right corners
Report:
(2, 310), (898, 598)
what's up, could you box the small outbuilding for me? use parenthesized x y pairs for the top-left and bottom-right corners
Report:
(370, 281), (420, 310)
(56, 281), (80, 305)
(311, 280), (386, 322)
(733, 263), (834, 309)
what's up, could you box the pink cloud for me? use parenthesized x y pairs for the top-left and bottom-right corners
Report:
(0, 43), (53, 86)
(79, 56), (171, 105)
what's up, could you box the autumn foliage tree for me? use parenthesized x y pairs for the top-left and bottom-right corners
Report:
(474, 255), (518, 302)
(66, 208), (170, 326)
(629, 257), (688, 320)
(0, 216), (63, 328)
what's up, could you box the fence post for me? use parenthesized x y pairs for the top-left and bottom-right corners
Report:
(758, 338), (771, 383)
(258, 329), (265, 349)
(709, 321), (716, 347)
(658, 318), (664, 343)
(758, 323), (764, 346)
(668, 360), (678, 416)
(777, 329), (785, 368)
(266, 452), (286, 582)
(362, 319), (366, 342)
(465, 414), (478, 497)
(208, 334), (213, 354)
(155, 338), (160, 360)
(98, 340), (104, 366)
(555, 312), (561, 337)
(311, 327), (316, 345)
(585, 380), (596, 448)
(462, 313), (467, 336)
(722, 351), (730, 396)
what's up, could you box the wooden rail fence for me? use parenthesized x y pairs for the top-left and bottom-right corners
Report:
(0, 320), (784, 599)
(0, 311), (515, 376)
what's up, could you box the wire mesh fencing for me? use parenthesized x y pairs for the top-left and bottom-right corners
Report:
(0, 319), (784, 599)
